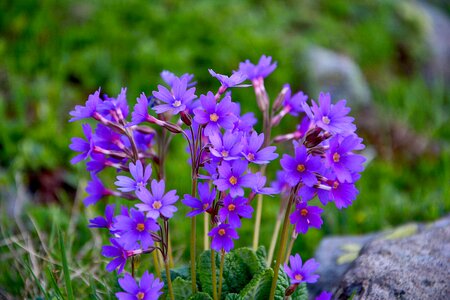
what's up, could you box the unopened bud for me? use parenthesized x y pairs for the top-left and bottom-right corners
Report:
(161, 121), (183, 134)
(304, 126), (324, 148)
(273, 84), (290, 111)
(180, 111), (192, 126)
(285, 283), (299, 296)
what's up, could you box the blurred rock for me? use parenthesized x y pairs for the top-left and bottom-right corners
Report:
(311, 217), (450, 299)
(302, 46), (371, 111)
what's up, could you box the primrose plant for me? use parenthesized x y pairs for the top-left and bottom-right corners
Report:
(69, 55), (365, 299)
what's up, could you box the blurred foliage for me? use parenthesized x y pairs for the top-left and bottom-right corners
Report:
(0, 0), (449, 298)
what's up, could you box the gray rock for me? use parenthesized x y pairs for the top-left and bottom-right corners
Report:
(334, 220), (450, 300)
(302, 46), (371, 110)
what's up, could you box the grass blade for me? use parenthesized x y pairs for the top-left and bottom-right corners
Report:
(58, 230), (74, 300)
(47, 266), (64, 300)
(25, 262), (48, 299)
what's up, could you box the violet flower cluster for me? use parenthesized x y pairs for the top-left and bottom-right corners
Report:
(69, 55), (364, 299)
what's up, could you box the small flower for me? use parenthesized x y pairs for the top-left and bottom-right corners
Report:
(152, 78), (196, 115)
(115, 160), (152, 193)
(84, 175), (111, 206)
(252, 172), (277, 195)
(116, 271), (164, 300)
(326, 135), (365, 183)
(280, 142), (322, 187)
(209, 131), (244, 161)
(315, 291), (333, 300)
(113, 208), (159, 250)
(161, 70), (195, 88)
(219, 195), (253, 228)
(317, 172), (360, 209)
(182, 182), (216, 217)
(69, 89), (102, 122)
(209, 223), (239, 252)
(208, 69), (248, 88)
(193, 92), (237, 136)
(284, 253), (320, 284)
(290, 202), (323, 234)
(100, 87), (129, 120)
(69, 123), (94, 164)
(213, 160), (255, 197)
(130, 93), (152, 126)
(101, 239), (135, 273)
(241, 132), (278, 164)
(89, 204), (115, 229)
(283, 89), (308, 116)
(302, 92), (356, 135)
(135, 179), (179, 219)
(238, 55), (277, 80)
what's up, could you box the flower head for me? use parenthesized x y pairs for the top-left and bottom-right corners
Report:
(161, 70), (195, 88)
(152, 78), (196, 115)
(241, 132), (278, 164)
(238, 55), (277, 80)
(130, 93), (152, 126)
(284, 253), (320, 284)
(182, 182), (216, 217)
(290, 202), (323, 234)
(100, 87), (129, 120)
(115, 160), (152, 193)
(208, 69), (248, 88)
(209, 223), (239, 252)
(89, 204), (115, 230)
(315, 291), (333, 300)
(213, 160), (255, 197)
(116, 271), (164, 300)
(280, 142), (322, 187)
(84, 175), (111, 206)
(219, 195), (253, 228)
(69, 123), (95, 164)
(283, 89), (308, 116)
(69, 89), (103, 122)
(193, 92), (237, 136)
(101, 239), (134, 273)
(135, 179), (178, 219)
(317, 171), (360, 209)
(209, 131), (244, 161)
(252, 172), (277, 195)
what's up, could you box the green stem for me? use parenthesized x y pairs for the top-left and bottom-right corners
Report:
(267, 215), (282, 265)
(211, 250), (218, 300)
(285, 230), (298, 264)
(204, 212), (209, 250)
(164, 259), (174, 300)
(190, 176), (198, 292)
(218, 251), (225, 300)
(152, 251), (161, 278)
(268, 190), (296, 300)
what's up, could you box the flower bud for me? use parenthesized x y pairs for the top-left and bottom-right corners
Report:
(180, 110), (192, 126)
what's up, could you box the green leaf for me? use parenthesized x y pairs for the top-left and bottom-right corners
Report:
(223, 250), (253, 293)
(46, 266), (64, 300)
(225, 293), (242, 300)
(292, 283), (308, 300)
(58, 230), (74, 300)
(239, 268), (273, 300)
(188, 292), (213, 300)
(255, 246), (268, 270)
(25, 263), (48, 299)
(196, 250), (220, 296)
(233, 247), (263, 275)
(172, 277), (193, 299)
(274, 268), (290, 300)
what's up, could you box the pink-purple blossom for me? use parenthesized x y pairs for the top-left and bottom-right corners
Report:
(284, 253), (320, 284)
(213, 160), (255, 197)
(115, 160), (152, 193)
(290, 201), (323, 234)
(135, 179), (179, 219)
(219, 195), (253, 228)
(116, 271), (164, 300)
(182, 182), (216, 217)
(152, 78), (196, 115)
(209, 223), (239, 252)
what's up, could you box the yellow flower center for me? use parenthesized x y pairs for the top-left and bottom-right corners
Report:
(152, 200), (162, 209)
(333, 152), (340, 163)
(203, 203), (209, 210)
(300, 208), (308, 216)
(221, 150), (229, 157)
(229, 176), (238, 185)
(297, 164), (306, 172)
(210, 113), (219, 122)
(218, 228), (226, 236)
(173, 100), (182, 107)
(247, 153), (255, 161)
(136, 223), (145, 232)
(137, 292), (145, 300)
(333, 181), (339, 189)
(322, 116), (330, 125)
(228, 204), (236, 211)
(294, 274), (303, 281)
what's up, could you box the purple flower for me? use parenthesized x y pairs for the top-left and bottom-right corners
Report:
(317, 172), (360, 209)
(102, 239), (133, 273)
(284, 253), (320, 284)
(130, 93), (152, 126)
(69, 123), (94, 164)
(326, 135), (365, 183)
(113, 208), (159, 250)
(152, 78), (196, 115)
(302, 92), (356, 135)
(116, 271), (164, 300)
(94, 123), (122, 151)
(182, 182), (216, 217)
(280, 143), (322, 187)
(283, 89), (308, 116)
(100, 87), (129, 120)
(208, 69), (248, 88)
(290, 202), (323, 234)
(161, 70), (195, 88)
(271, 171), (290, 195)
(315, 291), (333, 300)
(219, 195), (253, 228)
(193, 92), (237, 136)
(252, 172), (277, 195)
(209, 223), (239, 252)
(89, 204), (115, 229)
(241, 132), (278, 164)
(213, 160), (255, 197)
(69, 89), (102, 122)
(238, 55), (277, 80)
(84, 175), (111, 206)
(115, 160), (152, 193)
(209, 131), (244, 161)
(135, 179), (179, 219)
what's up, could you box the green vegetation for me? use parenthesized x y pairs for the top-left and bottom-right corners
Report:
(0, 0), (448, 298)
